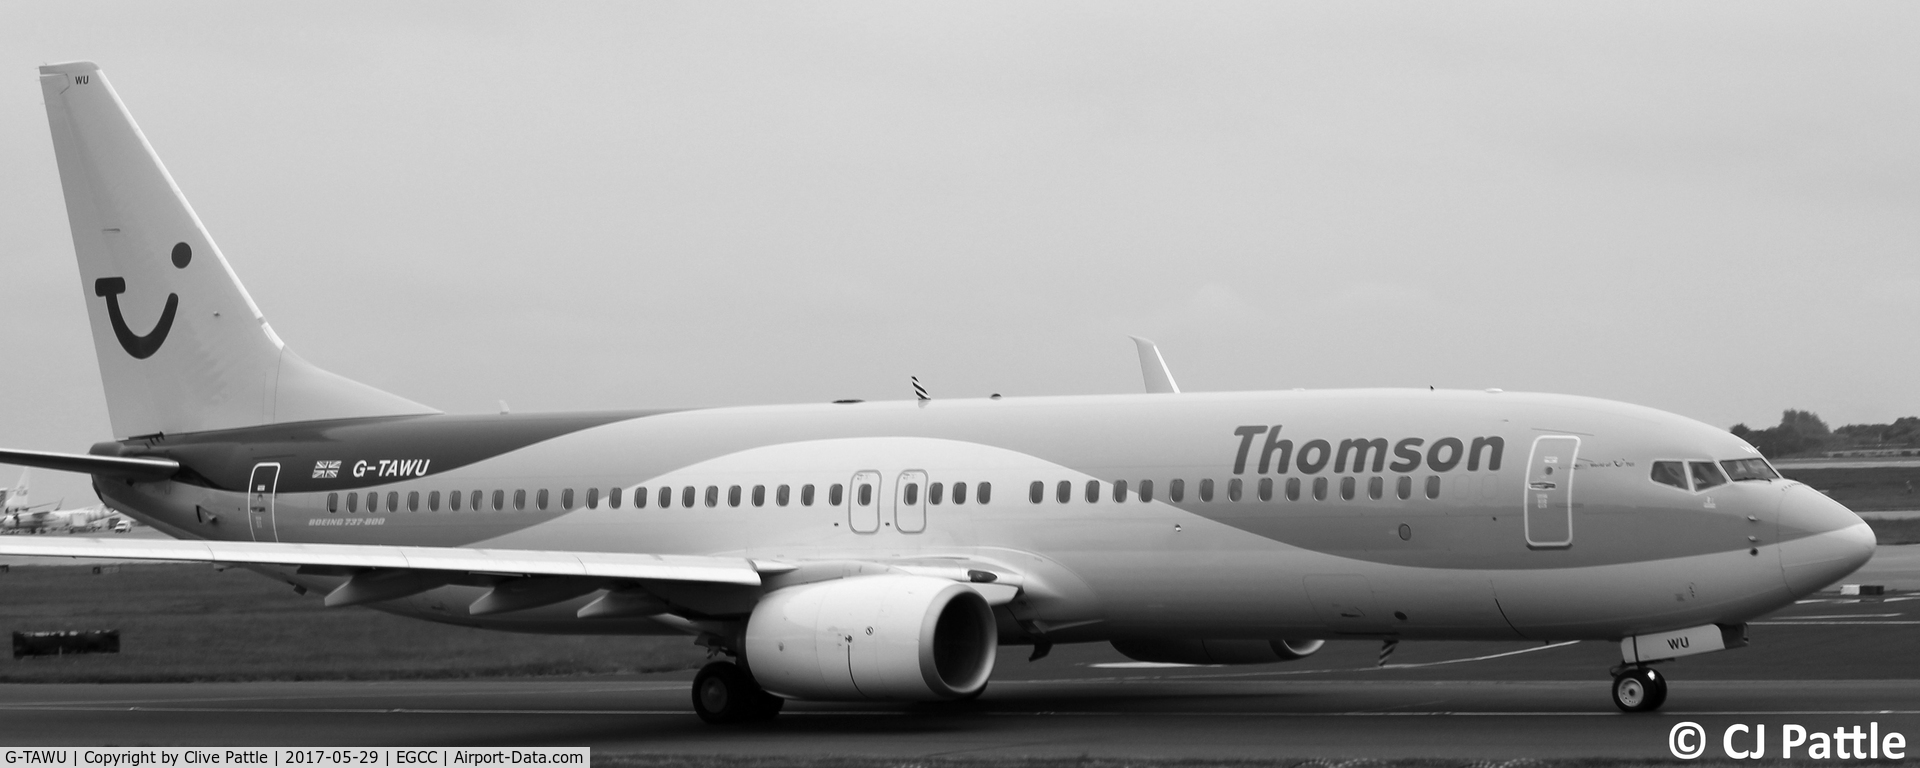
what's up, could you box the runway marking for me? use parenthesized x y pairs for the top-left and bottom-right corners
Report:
(1, 705), (1917, 718)
(1065, 641), (1583, 682)
(1778, 613), (1902, 619)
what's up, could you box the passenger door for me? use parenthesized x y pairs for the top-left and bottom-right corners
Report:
(246, 463), (281, 542)
(895, 470), (927, 534)
(848, 470), (881, 534)
(1523, 436), (1579, 548)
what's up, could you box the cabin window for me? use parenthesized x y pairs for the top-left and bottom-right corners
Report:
(1368, 477), (1384, 500)
(535, 489), (549, 510)
(682, 486), (697, 508)
(929, 482), (944, 505)
(978, 482), (992, 504)
(776, 484), (791, 506)
(1057, 481), (1072, 504)
(1170, 478), (1185, 502)
(1285, 477), (1301, 501)
(609, 487), (623, 509)
(1085, 480), (1101, 503)
(662, 487), (675, 508)
(952, 481), (967, 505)
(367, 492), (380, 513)
(586, 487), (600, 509)
(513, 490), (527, 511)
(327, 492), (339, 513)
(1113, 480), (1129, 503)
(1721, 458), (1778, 482)
(492, 490), (505, 511)
(387, 492), (399, 512)
(1689, 462), (1727, 491)
(752, 485), (766, 507)
(405, 491), (417, 512)
(705, 486), (719, 508)
(472, 490), (484, 511)
(803, 484), (817, 506)
(904, 483), (919, 506)
(857, 483), (872, 506)
(426, 490), (439, 511)
(1199, 478), (1215, 502)
(1030, 481), (1044, 504)
(1258, 477), (1273, 502)
(728, 485), (742, 507)
(561, 488), (574, 510)
(1650, 461), (1687, 490)
(1138, 479), (1154, 503)
(1396, 476), (1412, 500)
(346, 492), (358, 513)
(1425, 476), (1441, 499)
(1340, 477), (1355, 501)
(450, 491), (463, 511)
(1227, 478), (1243, 502)
(1312, 477), (1328, 501)
(828, 484), (843, 506)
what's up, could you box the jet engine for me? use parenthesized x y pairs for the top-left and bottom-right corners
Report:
(1110, 638), (1325, 665)
(743, 574), (996, 701)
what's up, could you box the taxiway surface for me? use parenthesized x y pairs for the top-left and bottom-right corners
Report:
(3, 580), (1917, 761)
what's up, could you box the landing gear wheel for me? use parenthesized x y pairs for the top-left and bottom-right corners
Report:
(691, 661), (783, 724)
(1611, 667), (1668, 713)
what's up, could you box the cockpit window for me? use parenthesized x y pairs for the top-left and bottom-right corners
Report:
(1720, 458), (1779, 482)
(1650, 461), (1688, 490)
(1689, 461), (1727, 491)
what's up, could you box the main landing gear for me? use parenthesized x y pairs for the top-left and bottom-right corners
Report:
(1610, 666), (1668, 713)
(691, 661), (784, 724)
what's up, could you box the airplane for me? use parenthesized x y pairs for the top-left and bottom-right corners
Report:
(0, 61), (1876, 723)
(0, 469), (118, 533)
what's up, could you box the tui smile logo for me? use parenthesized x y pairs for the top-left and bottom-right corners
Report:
(94, 242), (191, 360)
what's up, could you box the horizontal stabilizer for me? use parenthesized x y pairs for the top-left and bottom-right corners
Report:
(0, 447), (178, 480)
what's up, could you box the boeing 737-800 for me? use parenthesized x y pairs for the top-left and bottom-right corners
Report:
(0, 62), (1876, 722)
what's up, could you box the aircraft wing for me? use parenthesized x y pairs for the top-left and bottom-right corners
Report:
(0, 537), (765, 583)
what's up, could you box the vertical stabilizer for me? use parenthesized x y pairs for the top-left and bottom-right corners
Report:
(38, 62), (436, 437)
(2, 470), (27, 512)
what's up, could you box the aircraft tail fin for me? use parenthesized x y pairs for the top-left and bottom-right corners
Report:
(37, 62), (436, 438)
(2, 469), (26, 512)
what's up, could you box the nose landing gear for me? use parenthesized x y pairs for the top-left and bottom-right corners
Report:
(1610, 666), (1668, 713)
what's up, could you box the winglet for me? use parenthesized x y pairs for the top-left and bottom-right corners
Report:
(1129, 336), (1180, 394)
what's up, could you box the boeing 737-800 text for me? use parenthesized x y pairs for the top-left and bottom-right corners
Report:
(0, 62), (1875, 722)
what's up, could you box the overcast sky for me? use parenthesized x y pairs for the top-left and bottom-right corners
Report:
(3, 2), (1917, 506)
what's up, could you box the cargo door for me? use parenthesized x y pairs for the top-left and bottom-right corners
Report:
(246, 463), (281, 542)
(1523, 436), (1579, 548)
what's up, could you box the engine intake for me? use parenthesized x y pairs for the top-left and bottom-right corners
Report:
(744, 574), (997, 701)
(1110, 638), (1325, 665)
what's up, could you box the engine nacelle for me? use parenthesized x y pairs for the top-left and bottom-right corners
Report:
(1110, 638), (1325, 665)
(744, 574), (997, 701)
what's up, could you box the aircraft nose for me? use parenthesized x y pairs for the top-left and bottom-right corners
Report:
(1777, 482), (1875, 597)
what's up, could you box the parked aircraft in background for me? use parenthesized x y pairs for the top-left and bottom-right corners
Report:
(0, 62), (1876, 722)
